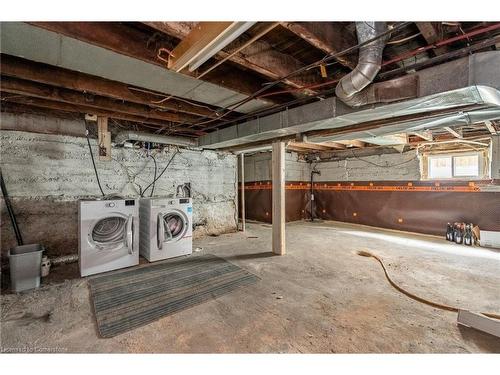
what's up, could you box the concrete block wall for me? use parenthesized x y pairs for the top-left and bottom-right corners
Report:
(1, 124), (238, 257)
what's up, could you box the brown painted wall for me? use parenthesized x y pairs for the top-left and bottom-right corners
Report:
(240, 180), (500, 236)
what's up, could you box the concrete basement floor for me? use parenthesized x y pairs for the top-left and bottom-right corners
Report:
(1, 221), (499, 353)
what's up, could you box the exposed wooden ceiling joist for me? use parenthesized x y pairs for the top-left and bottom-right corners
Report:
(27, 22), (275, 105)
(0, 76), (201, 125)
(280, 22), (357, 70)
(485, 120), (499, 135)
(287, 141), (333, 151)
(443, 126), (463, 138)
(412, 130), (434, 141)
(0, 55), (222, 120)
(415, 22), (448, 56)
(0, 95), (198, 134)
(143, 22), (324, 92)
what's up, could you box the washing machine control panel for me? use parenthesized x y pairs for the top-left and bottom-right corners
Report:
(105, 202), (116, 208)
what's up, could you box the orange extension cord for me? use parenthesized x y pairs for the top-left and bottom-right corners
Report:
(357, 250), (500, 320)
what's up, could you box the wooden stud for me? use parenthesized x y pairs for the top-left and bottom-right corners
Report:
(272, 141), (286, 255)
(97, 116), (111, 161)
(240, 153), (246, 233)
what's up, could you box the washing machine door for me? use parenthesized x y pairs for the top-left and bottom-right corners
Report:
(157, 210), (188, 249)
(90, 213), (134, 254)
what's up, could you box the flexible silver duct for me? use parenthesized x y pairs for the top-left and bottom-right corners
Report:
(335, 22), (390, 107)
(309, 106), (500, 144)
(114, 131), (198, 147)
(50, 254), (79, 266)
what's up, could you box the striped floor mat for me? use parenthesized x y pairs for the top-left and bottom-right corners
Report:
(88, 254), (260, 338)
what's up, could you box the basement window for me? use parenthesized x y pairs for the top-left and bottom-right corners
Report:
(426, 152), (483, 180)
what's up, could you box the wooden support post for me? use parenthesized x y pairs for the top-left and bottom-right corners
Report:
(272, 141), (286, 255)
(97, 116), (111, 161)
(240, 153), (246, 232)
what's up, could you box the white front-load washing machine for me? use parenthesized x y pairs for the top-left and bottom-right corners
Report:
(139, 197), (193, 262)
(78, 198), (139, 276)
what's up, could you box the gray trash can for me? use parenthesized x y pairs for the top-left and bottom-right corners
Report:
(9, 244), (44, 292)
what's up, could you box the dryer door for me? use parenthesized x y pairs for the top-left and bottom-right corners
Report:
(157, 210), (188, 249)
(90, 214), (133, 253)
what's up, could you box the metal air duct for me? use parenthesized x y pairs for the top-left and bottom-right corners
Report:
(335, 22), (390, 107)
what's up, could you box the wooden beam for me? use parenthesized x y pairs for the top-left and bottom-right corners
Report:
(0, 55), (221, 119)
(168, 22), (249, 72)
(144, 22), (323, 91)
(27, 22), (272, 106)
(1, 95), (197, 133)
(443, 126), (463, 138)
(415, 22), (448, 56)
(0, 76), (201, 125)
(281, 22), (357, 70)
(485, 121), (498, 135)
(219, 36), (322, 91)
(272, 141), (286, 255)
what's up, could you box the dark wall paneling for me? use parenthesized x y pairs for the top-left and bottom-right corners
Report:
(240, 180), (500, 236)
(315, 190), (500, 236)
(239, 181), (309, 223)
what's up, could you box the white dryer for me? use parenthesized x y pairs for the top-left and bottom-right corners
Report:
(139, 197), (193, 262)
(79, 199), (139, 277)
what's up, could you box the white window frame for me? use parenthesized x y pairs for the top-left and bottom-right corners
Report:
(421, 150), (488, 180)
